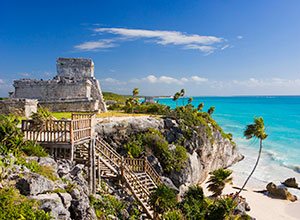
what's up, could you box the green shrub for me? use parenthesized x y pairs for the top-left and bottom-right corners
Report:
(16, 158), (58, 181)
(0, 187), (50, 220)
(0, 114), (24, 155)
(205, 197), (236, 220)
(149, 185), (177, 214)
(179, 185), (207, 219)
(124, 134), (144, 158)
(21, 141), (48, 157)
(163, 209), (184, 220)
(90, 194), (126, 218)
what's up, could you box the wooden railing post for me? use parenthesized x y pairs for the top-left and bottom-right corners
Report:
(70, 121), (74, 161)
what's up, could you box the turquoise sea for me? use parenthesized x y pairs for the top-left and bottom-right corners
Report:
(156, 96), (300, 192)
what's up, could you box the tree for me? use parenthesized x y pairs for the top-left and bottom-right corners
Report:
(206, 168), (232, 197)
(197, 103), (204, 111)
(149, 185), (177, 216)
(207, 106), (215, 115)
(173, 92), (180, 107)
(187, 97), (193, 105)
(179, 185), (207, 219)
(180, 89), (185, 105)
(132, 88), (139, 97)
(235, 117), (268, 198)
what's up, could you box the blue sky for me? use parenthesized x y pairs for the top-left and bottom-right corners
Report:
(1, 0), (300, 96)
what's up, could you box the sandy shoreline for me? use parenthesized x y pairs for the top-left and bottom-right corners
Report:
(201, 177), (300, 220)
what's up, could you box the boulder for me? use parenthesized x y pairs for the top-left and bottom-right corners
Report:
(31, 193), (70, 220)
(282, 178), (299, 189)
(39, 157), (58, 171)
(69, 187), (97, 220)
(266, 182), (297, 202)
(16, 173), (55, 196)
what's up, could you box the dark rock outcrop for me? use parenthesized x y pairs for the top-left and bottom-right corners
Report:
(282, 178), (299, 189)
(266, 182), (297, 202)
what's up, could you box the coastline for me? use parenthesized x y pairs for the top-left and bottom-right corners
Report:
(201, 175), (300, 220)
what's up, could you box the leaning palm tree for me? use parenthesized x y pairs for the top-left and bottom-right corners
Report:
(173, 92), (180, 107)
(197, 103), (204, 111)
(207, 106), (215, 115)
(207, 168), (233, 197)
(132, 88), (139, 97)
(180, 89), (185, 105)
(235, 117), (268, 197)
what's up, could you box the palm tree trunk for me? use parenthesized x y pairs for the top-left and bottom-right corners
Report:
(234, 139), (263, 199)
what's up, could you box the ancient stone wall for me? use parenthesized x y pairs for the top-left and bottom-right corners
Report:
(13, 79), (91, 101)
(56, 58), (94, 79)
(0, 98), (37, 118)
(39, 99), (99, 112)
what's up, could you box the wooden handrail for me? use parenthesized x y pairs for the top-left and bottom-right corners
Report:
(144, 159), (162, 186)
(124, 158), (145, 172)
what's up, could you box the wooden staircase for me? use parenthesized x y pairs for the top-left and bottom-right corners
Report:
(95, 137), (162, 219)
(21, 113), (163, 219)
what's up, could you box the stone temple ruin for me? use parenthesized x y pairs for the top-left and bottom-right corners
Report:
(12, 58), (107, 112)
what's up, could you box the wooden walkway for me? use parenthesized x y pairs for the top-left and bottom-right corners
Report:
(21, 113), (161, 219)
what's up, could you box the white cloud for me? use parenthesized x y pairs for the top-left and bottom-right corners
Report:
(0, 79), (4, 84)
(75, 39), (116, 51)
(76, 27), (225, 53)
(184, 44), (215, 53)
(94, 28), (223, 45)
(237, 35), (243, 39)
(102, 78), (126, 85)
(221, 44), (230, 50)
(191, 76), (208, 83)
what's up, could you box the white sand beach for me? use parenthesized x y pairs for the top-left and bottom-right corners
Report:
(201, 177), (300, 220)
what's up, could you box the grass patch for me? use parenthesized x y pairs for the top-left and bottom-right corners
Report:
(16, 158), (58, 181)
(0, 187), (51, 220)
(90, 194), (126, 219)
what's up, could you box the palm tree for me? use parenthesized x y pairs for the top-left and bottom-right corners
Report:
(132, 88), (139, 97)
(173, 92), (180, 107)
(207, 168), (232, 197)
(180, 89), (185, 105)
(197, 103), (204, 111)
(207, 106), (215, 115)
(235, 117), (268, 197)
(188, 97), (193, 104)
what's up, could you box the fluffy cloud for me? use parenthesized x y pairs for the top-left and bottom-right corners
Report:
(103, 75), (208, 86)
(76, 27), (226, 53)
(75, 39), (116, 51)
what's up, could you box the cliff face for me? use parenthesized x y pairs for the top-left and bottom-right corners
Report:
(96, 116), (243, 195)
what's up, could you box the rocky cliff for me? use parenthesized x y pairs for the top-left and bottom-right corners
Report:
(96, 116), (243, 195)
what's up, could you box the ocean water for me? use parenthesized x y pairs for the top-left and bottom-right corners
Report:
(156, 96), (300, 193)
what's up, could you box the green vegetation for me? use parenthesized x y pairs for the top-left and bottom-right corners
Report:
(149, 184), (250, 220)
(0, 114), (48, 157)
(163, 210), (184, 220)
(207, 168), (233, 197)
(149, 185), (177, 214)
(0, 187), (50, 220)
(16, 158), (58, 181)
(103, 92), (128, 103)
(179, 185), (207, 219)
(90, 194), (129, 219)
(124, 128), (188, 173)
